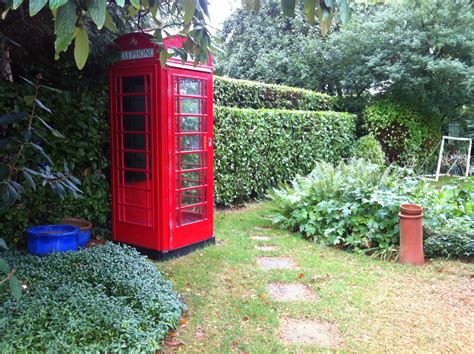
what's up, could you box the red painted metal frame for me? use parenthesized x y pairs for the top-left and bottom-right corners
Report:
(109, 32), (213, 255)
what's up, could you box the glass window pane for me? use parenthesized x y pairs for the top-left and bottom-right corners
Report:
(123, 114), (147, 132)
(181, 171), (202, 188)
(180, 78), (202, 95)
(124, 170), (147, 183)
(180, 116), (203, 132)
(123, 96), (145, 112)
(122, 76), (144, 93)
(181, 153), (204, 170)
(124, 134), (146, 150)
(124, 152), (147, 169)
(180, 135), (202, 151)
(181, 205), (203, 225)
(180, 98), (201, 114)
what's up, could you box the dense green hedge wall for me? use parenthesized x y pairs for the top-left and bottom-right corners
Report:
(214, 106), (356, 205)
(0, 82), (110, 247)
(363, 100), (441, 166)
(214, 76), (335, 111)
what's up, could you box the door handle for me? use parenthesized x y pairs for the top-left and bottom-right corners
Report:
(208, 137), (213, 148)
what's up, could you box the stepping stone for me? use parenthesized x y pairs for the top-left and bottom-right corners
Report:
(267, 283), (319, 302)
(279, 318), (341, 348)
(256, 257), (297, 270)
(255, 245), (278, 251)
(254, 226), (272, 231)
(251, 235), (271, 241)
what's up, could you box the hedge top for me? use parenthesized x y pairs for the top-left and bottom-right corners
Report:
(214, 76), (335, 111)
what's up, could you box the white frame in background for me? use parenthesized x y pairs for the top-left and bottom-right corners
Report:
(430, 136), (472, 181)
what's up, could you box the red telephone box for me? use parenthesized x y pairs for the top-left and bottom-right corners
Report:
(109, 33), (214, 259)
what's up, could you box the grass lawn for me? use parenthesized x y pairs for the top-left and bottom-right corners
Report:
(159, 202), (473, 352)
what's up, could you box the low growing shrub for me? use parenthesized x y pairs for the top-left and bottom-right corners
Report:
(214, 76), (335, 111)
(353, 134), (386, 165)
(0, 243), (185, 352)
(271, 159), (473, 257)
(424, 218), (474, 259)
(214, 106), (356, 205)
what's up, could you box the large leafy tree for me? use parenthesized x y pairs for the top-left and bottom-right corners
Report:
(219, 0), (474, 123)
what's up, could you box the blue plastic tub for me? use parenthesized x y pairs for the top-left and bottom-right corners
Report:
(26, 224), (79, 256)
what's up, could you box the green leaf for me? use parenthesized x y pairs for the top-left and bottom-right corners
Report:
(49, 0), (68, 10)
(159, 48), (173, 67)
(116, 0), (124, 6)
(0, 112), (27, 125)
(338, 0), (350, 24)
(9, 276), (22, 300)
(198, 0), (210, 18)
(24, 95), (35, 105)
(183, 0), (197, 25)
(34, 99), (52, 113)
(74, 27), (90, 70)
(30, 143), (53, 164)
(6, 183), (21, 201)
(0, 258), (10, 273)
(37, 116), (65, 138)
(29, 0), (47, 15)
(0, 239), (8, 250)
(23, 169), (36, 190)
(281, 0), (295, 17)
(304, 0), (316, 25)
(104, 11), (116, 32)
(130, 0), (140, 9)
(12, 0), (23, 10)
(53, 0), (77, 54)
(89, 0), (107, 29)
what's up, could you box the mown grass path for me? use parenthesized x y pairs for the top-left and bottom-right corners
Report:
(159, 202), (473, 352)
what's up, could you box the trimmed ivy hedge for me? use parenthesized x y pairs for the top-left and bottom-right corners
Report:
(214, 106), (356, 205)
(214, 76), (335, 111)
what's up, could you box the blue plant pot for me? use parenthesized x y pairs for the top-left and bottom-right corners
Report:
(27, 224), (79, 256)
(61, 218), (92, 248)
(77, 229), (91, 248)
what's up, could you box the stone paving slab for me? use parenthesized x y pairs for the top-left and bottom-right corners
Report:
(279, 318), (341, 348)
(256, 257), (298, 270)
(251, 235), (271, 241)
(255, 245), (278, 251)
(267, 282), (319, 302)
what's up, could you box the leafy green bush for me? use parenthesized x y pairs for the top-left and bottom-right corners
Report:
(424, 218), (474, 259)
(214, 76), (335, 111)
(363, 100), (441, 166)
(214, 106), (356, 205)
(353, 134), (386, 165)
(0, 243), (185, 352)
(0, 82), (110, 247)
(270, 159), (472, 257)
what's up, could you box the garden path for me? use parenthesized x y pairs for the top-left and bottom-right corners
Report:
(160, 202), (474, 352)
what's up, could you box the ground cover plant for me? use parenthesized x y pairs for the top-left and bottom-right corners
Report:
(270, 159), (473, 259)
(159, 203), (473, 351)
(0, 243), (185, 352)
